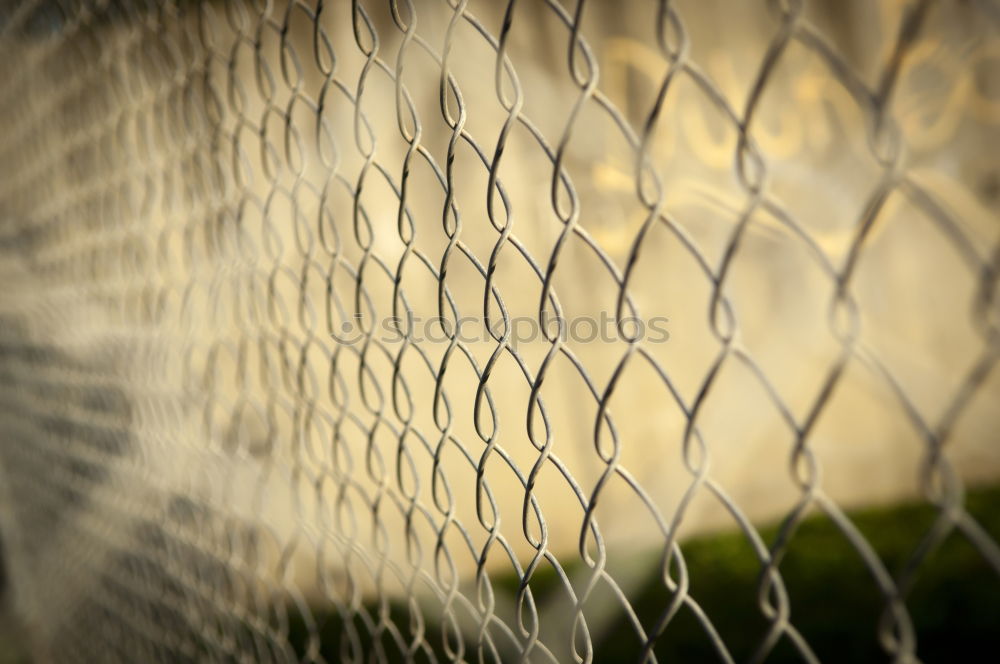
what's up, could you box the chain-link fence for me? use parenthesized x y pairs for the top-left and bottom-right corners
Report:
(0, 0), (998, 662)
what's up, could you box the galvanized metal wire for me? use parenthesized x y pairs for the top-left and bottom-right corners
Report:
(0, 0), (998, 662)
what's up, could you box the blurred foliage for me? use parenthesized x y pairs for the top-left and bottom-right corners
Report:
(601, 485), (1000, 663)
(285, 484), (1000, 663)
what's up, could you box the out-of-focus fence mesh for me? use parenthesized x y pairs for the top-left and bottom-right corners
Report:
(0, 0), (998, 662)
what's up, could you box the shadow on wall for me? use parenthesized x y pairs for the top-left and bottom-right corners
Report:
(0, 540), (30, 664)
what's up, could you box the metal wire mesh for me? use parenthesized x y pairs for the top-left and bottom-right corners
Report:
(0, 0), (998, 662)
